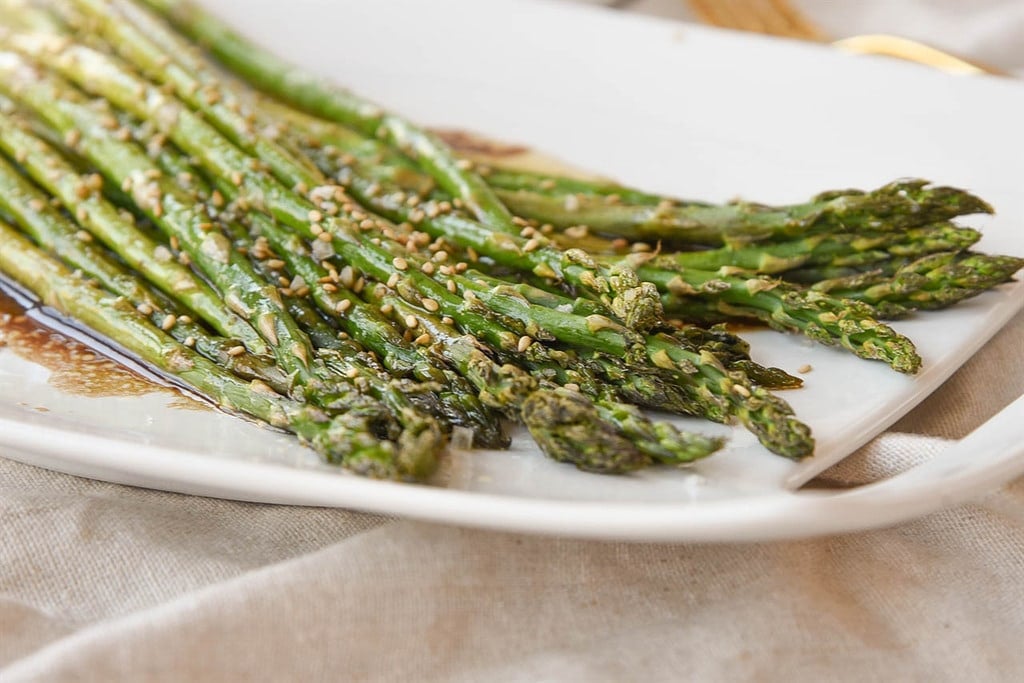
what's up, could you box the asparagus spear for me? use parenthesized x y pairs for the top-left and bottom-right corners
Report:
(809, 251), (1024, 317)
(639, 262), (921, 373)
(491, 181), (992, 245)
(621, 223), (981, 275)
(0, 218), (436, 480)
(481, 166), (674, 207)
(116, 0), (663, 331)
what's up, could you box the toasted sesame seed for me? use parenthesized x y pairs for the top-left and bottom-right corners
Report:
(446, 279), (457, 294)
(226, 345), (246, 356)
(414, 333), (432, 346)
(317, 231), (333, 242)
(392, 257), (408, 271)
(420, 261), (435, 275)
(465, 248), (478, 262)
(75, 230), (93, 242)
(136, 303), (154, 315)
(160, 314), (177, 331)
(797, 364), (813, 374)
(441, 316), (454, 325)
(564, 383), (580, 392)
(352, 277), (365, 293)
(308, 209), (323, 222)
(517, 335), (532, 353)
(379, 303), (394, 315)
(565, 225), (589, 239)
(523, 238), (541, 253)
(732, 384), (751, 397)
(386, 273), (400, 288)
(422, 298), (439, 312)
(404, 314), (419, 329)
(335, 299), (352, 313)
(631, 242), (652, 253)
(178, 315), (193, 324)
(455, 262), (469, 273)
(184, 336), (196, 347)
(322, 282), (337, 293)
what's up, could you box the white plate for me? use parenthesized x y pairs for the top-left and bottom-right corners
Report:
(2, 0), (1023, 541)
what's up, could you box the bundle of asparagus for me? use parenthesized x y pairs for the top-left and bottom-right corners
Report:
(0, 0), (1018, 481)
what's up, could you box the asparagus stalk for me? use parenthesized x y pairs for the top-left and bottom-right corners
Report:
(809, 251), (1024, 317)
(0, 218), (434, 480)
(492, 181), (992, 245)
(620, 223), (982, 275)
(481, 166), (674, 207)
(640, 263), (921, 373)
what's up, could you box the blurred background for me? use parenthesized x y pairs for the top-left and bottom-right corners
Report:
(564, 0), (1024, 77)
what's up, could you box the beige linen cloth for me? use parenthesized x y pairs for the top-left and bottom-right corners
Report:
(4, 3), (1024, 681)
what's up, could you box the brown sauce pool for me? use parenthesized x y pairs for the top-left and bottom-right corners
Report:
(0, 289), (203, 408)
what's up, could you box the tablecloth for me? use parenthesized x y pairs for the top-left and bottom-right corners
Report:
(3, 2), (1024, 680)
